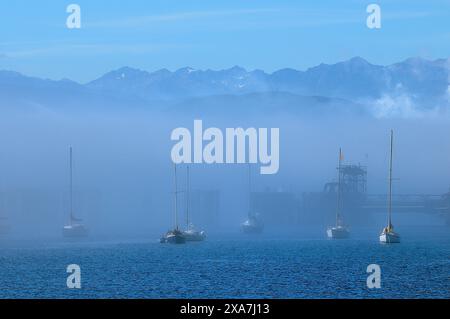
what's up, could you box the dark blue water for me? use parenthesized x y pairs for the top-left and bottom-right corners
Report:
(0, 227), (449, 299)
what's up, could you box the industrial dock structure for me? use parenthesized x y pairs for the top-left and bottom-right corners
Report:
(252, 163), (450, 227)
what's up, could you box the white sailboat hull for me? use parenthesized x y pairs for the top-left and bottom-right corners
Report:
(182, 230), (206, 242)
(379, 231), (400, 244)
(241, 219), (264, 234)
(160, 229), (186, 244)
(327, 226), (349, 239)
(63, 224), (89, 238)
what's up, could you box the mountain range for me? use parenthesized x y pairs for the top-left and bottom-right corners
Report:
(1, 56), (448, 115)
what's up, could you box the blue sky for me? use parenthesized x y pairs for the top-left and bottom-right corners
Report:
(0, 0), (448, 82)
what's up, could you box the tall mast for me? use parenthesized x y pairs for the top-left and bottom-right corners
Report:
(174, 164), (178, 230)
(186, 166), (190, 229)
(248, 164), (251, 218)
(336, 148), (342, 226)
(69, 146), (73, 224)
(388, 130), (394, 228)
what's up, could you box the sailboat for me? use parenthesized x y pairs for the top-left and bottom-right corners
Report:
(241, 165), (264, 234)
(380, 130), (400, 244)
(160, 165), (186, 244)
(182, 166), (206, 242)
(63, 146), (88, 238)
(327, 148), (350, 239)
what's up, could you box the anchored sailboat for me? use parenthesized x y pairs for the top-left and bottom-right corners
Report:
(241, 164), (263, 234)
(63, 146), (88, 238)
(160, 165), (186, 244)
(182, 166), (206, 242)
(379, 130), (400, 244)
(327, 148), (350, 239)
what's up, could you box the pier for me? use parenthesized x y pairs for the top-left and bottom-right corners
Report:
(254, 162), (450, 226)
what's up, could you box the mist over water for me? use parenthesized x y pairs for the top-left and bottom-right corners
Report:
(1, 0), (450, 301)
(0, 104), (449, 242)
